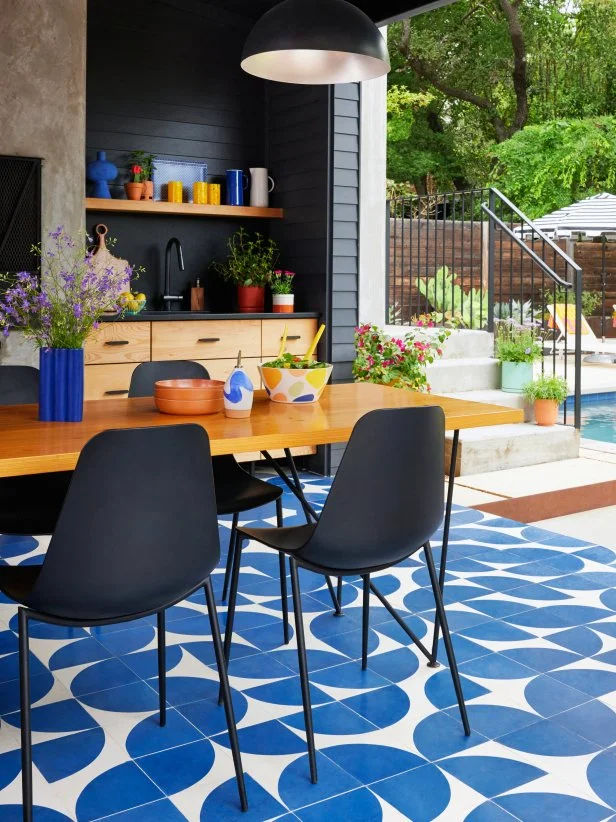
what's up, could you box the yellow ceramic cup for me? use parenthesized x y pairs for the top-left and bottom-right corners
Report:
(167, 181), (182, 203)
(208, 183), (221, 206)
(193, 182), (208, 204)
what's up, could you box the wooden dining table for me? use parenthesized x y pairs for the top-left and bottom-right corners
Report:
(0, 382), (523, 666)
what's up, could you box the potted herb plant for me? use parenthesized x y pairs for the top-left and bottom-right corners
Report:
(523, 375), (568, 426)
(271, 270), (295, 313)
(0, 228), (133, 421)
(211, 228), (279, 313)
(494, 319), (543, 393)
(125, 164), (144, 201)
(130, 151), (156, 200)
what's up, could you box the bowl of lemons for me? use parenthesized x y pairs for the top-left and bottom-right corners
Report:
(119, 290), (147, 315)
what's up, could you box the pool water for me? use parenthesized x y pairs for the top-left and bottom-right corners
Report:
(573, 395), (616, 444)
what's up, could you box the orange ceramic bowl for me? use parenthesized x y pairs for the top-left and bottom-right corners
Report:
(154, 379), (224, 415)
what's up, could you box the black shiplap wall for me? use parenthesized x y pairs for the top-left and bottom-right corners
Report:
(86, 0), (269, 308)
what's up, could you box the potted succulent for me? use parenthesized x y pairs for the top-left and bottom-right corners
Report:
(523, 375), (568, 426)
(211, 227), (278, 313)
(271, 269), (295, 313)
(0, 227), (133, 421)
(130, 151), (156, 200)
(494, 319), (543, 393)
(125, 164), (144, 201)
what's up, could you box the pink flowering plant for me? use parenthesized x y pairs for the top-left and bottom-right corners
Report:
(0, 227), (134, 349)
(270, 270), (295, 295)
(353, 319), (449, 392)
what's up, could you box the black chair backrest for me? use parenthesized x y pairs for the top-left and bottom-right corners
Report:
(129, 360), (210, 398)
(300, 407), (445, 572)
(28, 424), (220, 621)
(0, 365), (39, 405)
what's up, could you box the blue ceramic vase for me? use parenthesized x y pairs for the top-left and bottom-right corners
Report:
(39, 348), (84, 422)
(223, 366), (254, 418)
(86, 151), (117, 199)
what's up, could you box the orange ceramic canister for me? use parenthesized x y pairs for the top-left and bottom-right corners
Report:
(193, 182), (208, 204)
(167, 181), (183, 203)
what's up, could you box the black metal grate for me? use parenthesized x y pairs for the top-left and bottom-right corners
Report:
(0, 155), (41, 275)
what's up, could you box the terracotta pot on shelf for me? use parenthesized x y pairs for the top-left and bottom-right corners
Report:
(237, 285), (265, 313)
(534, 398), (558, 426)
(125, 182), (144, 201)
(272, 293), (294, 313)
(142, 180), (154, 200)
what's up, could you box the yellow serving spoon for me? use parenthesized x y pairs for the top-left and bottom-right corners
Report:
(303, 323), (326, 361)
(278, 323), (288, 358)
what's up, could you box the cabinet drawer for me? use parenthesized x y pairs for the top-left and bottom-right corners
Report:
(85, 322), (151, 364)
(262, 319), (318, 358)
(152, 320), (261, 361)
(195, 358), (261, 387)
(84, 363), (139, 400)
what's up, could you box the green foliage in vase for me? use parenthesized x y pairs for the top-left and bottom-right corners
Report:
(523, 374), (568, 403)
(210, 228), (279, 288)
(494, 319), (543, 363)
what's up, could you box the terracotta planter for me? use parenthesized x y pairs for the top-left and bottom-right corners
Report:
(142, 180), (154, 200)
(272, 293), (294, 313)
(534, 398), (559, 426)
(125, 182), (144, 201)
(237, 285), (265, 314)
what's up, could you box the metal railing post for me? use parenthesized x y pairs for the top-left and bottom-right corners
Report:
(385, 199), (391, 322)
(487, 189), (496, 332)
(574, 269), (582, 430)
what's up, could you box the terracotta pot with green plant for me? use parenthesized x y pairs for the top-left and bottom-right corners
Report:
(131, 151), (156, 200)
(494, 319), (543, 393)
(211, 228), (278, 313)
(125, 164), (144, 201)
(523, 375), (568, 426)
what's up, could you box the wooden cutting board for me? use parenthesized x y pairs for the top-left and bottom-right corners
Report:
(91, 224), (130, 311)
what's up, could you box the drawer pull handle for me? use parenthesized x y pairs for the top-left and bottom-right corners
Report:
(104, 389), (129, 396)
(198, 337), (221, 343)
(286, 335), (301, 341)
(104, 340), (130, 347)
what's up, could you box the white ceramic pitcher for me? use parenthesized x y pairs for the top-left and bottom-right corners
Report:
(249, 168), (275, 208)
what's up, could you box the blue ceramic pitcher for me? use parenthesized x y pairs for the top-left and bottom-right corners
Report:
(226, 169), (248, 207)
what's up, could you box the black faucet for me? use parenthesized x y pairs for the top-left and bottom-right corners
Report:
(163, 237), (184, 310)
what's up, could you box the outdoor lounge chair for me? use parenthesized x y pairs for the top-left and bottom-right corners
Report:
(546, 304), (616, 361)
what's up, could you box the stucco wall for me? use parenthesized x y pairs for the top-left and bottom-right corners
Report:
(0, 0), (87, 365)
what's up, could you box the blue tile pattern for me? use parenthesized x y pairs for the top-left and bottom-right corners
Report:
(0, 473), (616, 820)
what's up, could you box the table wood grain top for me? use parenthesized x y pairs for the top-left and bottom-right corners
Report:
(0, 383), (524, 477)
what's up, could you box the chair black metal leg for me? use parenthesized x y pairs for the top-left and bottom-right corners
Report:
(289, 559), (318, 784)
(276, 498), (290, 645)
(157, 611), (166, 727)
(430, 428), (459, 667)
(19, 608), (33, 822)
(424, 541), (470, 736)
(204, 578), (248, 812)
(362, 575), (370, 671)
(219, 532), (243, 705)
(222, 513), (239, 602)
(337, 577), (343, 610)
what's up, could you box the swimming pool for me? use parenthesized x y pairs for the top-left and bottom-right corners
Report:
(564, 392), (616, 444)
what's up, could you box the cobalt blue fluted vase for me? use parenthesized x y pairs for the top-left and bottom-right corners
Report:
(39, 348), (84, 422)
(86, 150), (117, 199)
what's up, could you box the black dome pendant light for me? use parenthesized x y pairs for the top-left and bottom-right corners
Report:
(241, 0), (390, 85)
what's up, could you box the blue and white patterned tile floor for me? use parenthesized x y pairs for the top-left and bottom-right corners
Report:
(1, 474), (616, 820)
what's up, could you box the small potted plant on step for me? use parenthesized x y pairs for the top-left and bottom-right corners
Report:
(495, 319), (543, 393)
(130, 151), (156, 200)
(271, 269), (295, 313)
(125, 164), (144, 201)
(523, 375), (568, 426)
(211, 228), (278, 313)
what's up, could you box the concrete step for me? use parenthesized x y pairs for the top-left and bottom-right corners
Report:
(445, 389), (533, 422)
(446, 423), (579, 476)
(427, 357), (500, 393)
(441, 329), (493, 360)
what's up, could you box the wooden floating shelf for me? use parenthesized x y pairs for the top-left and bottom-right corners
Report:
(84, 198), (283, 219)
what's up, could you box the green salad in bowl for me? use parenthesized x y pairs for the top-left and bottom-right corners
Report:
(261, 353), (329, 369)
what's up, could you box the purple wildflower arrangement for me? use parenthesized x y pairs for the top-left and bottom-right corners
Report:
(0, 227), (133, 349)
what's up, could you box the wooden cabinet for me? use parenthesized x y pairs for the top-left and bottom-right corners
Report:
(84, 363), (139, 400)
(152, 320), (261, 362)
(262, 318), (318, 357)
(85, 322), (151, 365)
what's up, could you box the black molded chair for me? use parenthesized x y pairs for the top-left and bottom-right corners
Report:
(0, 366), (72, 535)
(0, 424), (247, 821)
(231, 407), (470, 784)
(128, 361), (289, 641)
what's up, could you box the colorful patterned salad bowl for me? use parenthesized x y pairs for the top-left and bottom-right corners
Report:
(259, 364), (333, 404)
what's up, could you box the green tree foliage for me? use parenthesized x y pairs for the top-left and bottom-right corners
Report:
(388, 0), (616, 195)
(491, 117), (616, 217)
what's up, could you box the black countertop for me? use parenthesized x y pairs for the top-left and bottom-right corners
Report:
(102, 311), (319, 323)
